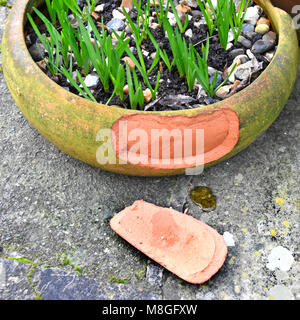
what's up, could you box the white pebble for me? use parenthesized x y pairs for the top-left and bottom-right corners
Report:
(244, 6), (260, 25)
(223, 232), (235, 247)
(84, 74), (99, 87)
(185, 28), (193, 38)
(266, 246), (294, 272)
(94, 4), (105, 12)
(112, 9), (126, 20)
(167, 12), (177, 27)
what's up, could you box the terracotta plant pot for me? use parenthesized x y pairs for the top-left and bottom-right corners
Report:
(2, 0), (299, 176)
(271, 0), (300, 40)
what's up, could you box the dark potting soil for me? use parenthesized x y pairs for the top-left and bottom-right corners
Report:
(25, 0), (276, 111)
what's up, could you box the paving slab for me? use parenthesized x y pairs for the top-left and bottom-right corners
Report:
(0, 1), (299, 300)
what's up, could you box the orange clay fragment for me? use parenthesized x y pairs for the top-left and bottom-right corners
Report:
(110, 200), (228, 284)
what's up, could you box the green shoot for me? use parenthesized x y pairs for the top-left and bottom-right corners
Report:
(229, 0), (251, 43)
(112, 29), (159, 99)
(196, 0), (216, 36)
(45, 0), (57, 24)
(153, 0), (171, 27)
(169, 0), (189, 33)
(126, 62), (144, 110)
(147, 30), (174, 72)
(60, 65), (97, 102)
(215, 0), (231, 49)
(192, 35), (237, 97)
(121, 7), (144, 46)
(27, 11), (60, 75)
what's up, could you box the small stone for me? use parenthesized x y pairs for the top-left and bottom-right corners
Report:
(207, 66), (218, 76)
(112, 9), (126, 20)
(210, 72), (223, 89)
(242, 23), (255, 35)
(263, 31), (277, 43)
(150, 22), (160, 30)
(91, 11), (100, 20)
(122, 56), (135, 70)
(121, 0), (134, 11)
(223, 232), (235, 247)
(146, 260), (163, 286)
(269, 285), (295, 300)
(181, 0), (198, 9)
(252, 39), (275, 54)
(161, 94), (196, 106)
(226, 42), (233, 50)
(215, 85), (232, 99)
(106, 19), (125, 32)
(194, 19), (206, 28)
(125, 25), (132, 34)
(185, 28), (193, 38)
(94, 4), (105, 12)
(176, 3), (190, 14)
(244, 6), (260, 25)
(255, 24), (270, 35)
(143, 88), (152, 102)
(167, 12), (177, 27)
(191, 9), (202, 19)
(123, 85), (129, 93)
(211, 0), (218, 10)
(234, 62), (252, 80)
(228, 29), (235, 42)
(28, 43), (45, 61)
(266, 246), (294, 271)
(246, 49), (255, 59)
(242, 28), (257, 40)
(264, 50), (275, 62)
(238, 35), (252, 49)
(150, 0), (160, 6)
(84, 74), (99, 87)
(150, 52), (158, 60)
(111, 30), (122, 40)
(256, 17), (270, 26)
(234, 54), (249, 64)
(252, 32), (263, 43)
(142, 49), (149, 57)
(229, 48), (245, 59)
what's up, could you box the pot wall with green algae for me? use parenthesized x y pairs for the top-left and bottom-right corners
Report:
(1, 0), (299, 176)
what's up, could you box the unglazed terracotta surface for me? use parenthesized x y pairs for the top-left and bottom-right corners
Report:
(110, 200), (228, 284)
(2, 0), (299, 176)
(112, 109), (239, 169)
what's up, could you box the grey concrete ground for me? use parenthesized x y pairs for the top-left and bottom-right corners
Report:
(0, 1), (299, 300)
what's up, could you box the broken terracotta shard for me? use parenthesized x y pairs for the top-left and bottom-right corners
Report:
(110, 200), (228, 284)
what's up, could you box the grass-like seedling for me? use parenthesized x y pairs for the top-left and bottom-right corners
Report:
(122, 0), (152, 45)
(169, 0), (189, 33)
(215, 0), (231, 49)
(229, 0), (251, 43)
(28, 0), (246, 108)
(45, 0), (84, 25)
(196, 0), (216, 36)
(197, 0), (251, 49)
(27, 11), (61, 75)
(147, 30), (174, 72)
(112, 29), (161, 99)
(60, 55), (97, 102)
(193, 35), (237, 97)
(153, 0), (171, 27)
(126, 62), (145, 110)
